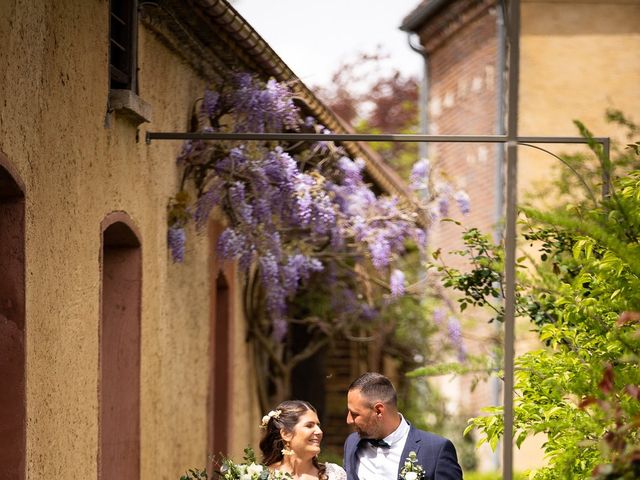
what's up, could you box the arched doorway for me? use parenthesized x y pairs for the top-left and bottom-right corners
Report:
(208, 221), (234, 461)
(0, 158), (26, 480)
(99, 213), (142, 480)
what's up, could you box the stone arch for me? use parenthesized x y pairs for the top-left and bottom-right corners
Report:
(99, 212), (141, 480)
(0, 154), (26, 480)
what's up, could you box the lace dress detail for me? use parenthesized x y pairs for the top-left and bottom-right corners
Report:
(324, 462), (347, 480)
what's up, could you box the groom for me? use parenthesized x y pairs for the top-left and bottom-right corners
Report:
(343, 372), (463, 480)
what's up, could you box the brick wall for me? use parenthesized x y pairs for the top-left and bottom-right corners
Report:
(423, 1), (501, 267)
(412, 1), (504, 471)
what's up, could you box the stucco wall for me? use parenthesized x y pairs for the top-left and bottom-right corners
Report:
(520, 0), (640, 196)
(0, 1), (259, 479)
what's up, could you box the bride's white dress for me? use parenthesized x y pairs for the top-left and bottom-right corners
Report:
(325, 462), (347, 480)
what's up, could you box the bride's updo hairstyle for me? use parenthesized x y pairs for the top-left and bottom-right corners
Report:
(259, 400), (327, 480)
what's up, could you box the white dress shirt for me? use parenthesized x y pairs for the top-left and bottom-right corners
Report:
(356, 414), (410, 480)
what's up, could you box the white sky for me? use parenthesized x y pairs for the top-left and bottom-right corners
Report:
(232, 0), (424, 89)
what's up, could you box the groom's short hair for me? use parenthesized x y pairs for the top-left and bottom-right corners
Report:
(349, 372), (397, 407)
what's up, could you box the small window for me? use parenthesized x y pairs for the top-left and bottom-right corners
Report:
(109, 0), (138, 91)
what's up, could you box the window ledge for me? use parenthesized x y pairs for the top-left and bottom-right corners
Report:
(109, 89), (152, 126)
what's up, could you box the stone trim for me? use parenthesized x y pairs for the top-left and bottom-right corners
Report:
(108, 89), (153, 126)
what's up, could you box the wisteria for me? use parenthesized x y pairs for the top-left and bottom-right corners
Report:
(410, 158), (430, 193)
(168, 226), (186, 263)
(447, 316), (467, 362)
(389, 269), (406, 297)
(167, 72), (453, 341)
(432, 307), (446, 326)
(454, 190), (471, 215)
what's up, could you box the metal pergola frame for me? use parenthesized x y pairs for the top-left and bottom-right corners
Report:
(145, 1), (610, 478)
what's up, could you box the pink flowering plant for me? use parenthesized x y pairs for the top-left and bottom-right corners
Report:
(167, 73), (468, 407)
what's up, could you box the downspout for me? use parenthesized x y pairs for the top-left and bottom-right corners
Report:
(408, 33), (429, 160)
(492, 0), (507, 472)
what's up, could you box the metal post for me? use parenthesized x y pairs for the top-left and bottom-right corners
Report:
(503, 0), (520, 478)
(492, 1), (507, 470)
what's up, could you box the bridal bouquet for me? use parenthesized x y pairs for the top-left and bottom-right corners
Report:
(180, 448), (293, 480)
(217, 458), (292, 480)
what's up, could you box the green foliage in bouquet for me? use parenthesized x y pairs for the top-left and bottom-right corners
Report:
(180, 468), (208, 480)
(180, 448), (293, 480)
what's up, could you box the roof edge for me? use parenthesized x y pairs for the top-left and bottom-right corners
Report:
(400, 0), (449, 32)
(192, 0), (411, 199)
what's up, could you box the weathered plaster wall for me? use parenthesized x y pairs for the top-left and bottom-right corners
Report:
(0, 1), (259, 478)
(520, 0), (640, 196)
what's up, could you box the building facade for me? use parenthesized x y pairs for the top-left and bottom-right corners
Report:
(0, 0), (409, 478)
(401, 0), (640, 472)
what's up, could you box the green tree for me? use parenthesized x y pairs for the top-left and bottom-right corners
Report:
(314, 49), (420, 178)
(429, 122), (640, 478)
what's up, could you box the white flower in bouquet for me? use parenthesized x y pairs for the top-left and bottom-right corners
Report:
(247, 464), (263, 476)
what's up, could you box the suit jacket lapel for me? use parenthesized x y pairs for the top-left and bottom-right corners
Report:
(397, 425), (422, 479)
(348, 439), (360, 480)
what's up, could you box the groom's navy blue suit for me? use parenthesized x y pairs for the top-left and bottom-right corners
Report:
(343, 423), (463, 480)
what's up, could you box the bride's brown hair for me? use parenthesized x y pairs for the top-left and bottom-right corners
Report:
(259, 400), (327, 480)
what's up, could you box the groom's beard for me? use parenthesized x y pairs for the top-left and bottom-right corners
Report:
(354, 425), (377, 439)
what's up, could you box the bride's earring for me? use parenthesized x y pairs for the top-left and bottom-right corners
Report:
(281, 441), (294, 456)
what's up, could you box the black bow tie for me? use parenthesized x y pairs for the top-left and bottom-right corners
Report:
(361, 438), (391, 449)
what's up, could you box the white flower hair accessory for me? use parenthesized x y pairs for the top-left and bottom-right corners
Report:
(260, 409), (282, 429)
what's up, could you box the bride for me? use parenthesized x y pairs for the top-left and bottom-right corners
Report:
(259, 400), (347, 480)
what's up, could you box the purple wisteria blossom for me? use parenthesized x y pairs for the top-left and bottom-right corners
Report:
(229, 181), (255, 225)
(410, 158), (430, 192)
(369, 234), (392, 269)
(194, 181), (223, 230)
(231, 74), (299, 133)
(433, 308), (446, 326)
(454, 190), (471, 215)
(447, 316), (467, 362)
(176, 140), (193, 165)
(283, 254), (324, 294)
(272, 317), (288, 342)
(170, 74), (426, 341)
(168, 226), (186, 263)
(259, 253), (286, 317)
(338, 156), (365, 185)
(217, 227), (247, 260)
(203, 89), (219, 117)
(389, 269), (406, 297)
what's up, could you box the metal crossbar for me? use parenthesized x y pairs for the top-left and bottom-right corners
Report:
(145, 1), (612, 478)
(146, 131), (608, 146)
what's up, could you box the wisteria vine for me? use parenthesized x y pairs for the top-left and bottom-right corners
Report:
(167, 73), (469, 348)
